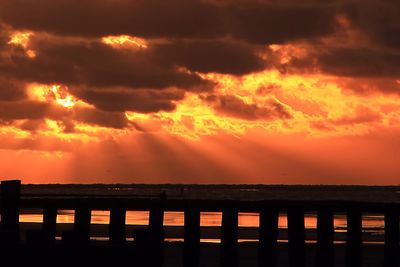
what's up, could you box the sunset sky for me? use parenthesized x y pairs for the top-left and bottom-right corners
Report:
(0, 0), (399, 184)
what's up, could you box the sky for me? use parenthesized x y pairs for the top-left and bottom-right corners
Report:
(0, 0), (399, 184)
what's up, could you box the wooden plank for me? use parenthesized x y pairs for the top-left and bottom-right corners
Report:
(384, 208), (399, 267)
(346, 209), (362, 267)
(258, 208), (279, 267)
(287, 207), (305, 267)
(220, 206), (238, 267)
(316, 209), (334, 267)
(184, 207), (200, 267)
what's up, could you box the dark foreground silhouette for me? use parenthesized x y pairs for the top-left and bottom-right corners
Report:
(0, 180), (398, 267)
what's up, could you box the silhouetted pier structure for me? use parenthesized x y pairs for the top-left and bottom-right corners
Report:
(0, 180), (399, 267)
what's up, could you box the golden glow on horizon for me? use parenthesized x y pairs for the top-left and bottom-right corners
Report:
(102, 35), (148, 49)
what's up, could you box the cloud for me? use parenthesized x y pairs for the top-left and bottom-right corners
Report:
(0, 100), (57, 120)
(154, 40), (266, 75)
(0, 0), (399, 133)
(0, 0), (338, 44)
(0, 98), (131, 129)
(338, 78), (400, 95)
(1, 36), (209, 89)
(332, 107), (382, 125)
(203, 94), (291, 120)
(0, 78), (26, 101)
(73, 107), (130, 129)
(347, 0), (400, 49)
(74, 88), (184, 113)
(226, 3), (337, 44)
(317, 48), (400, 78)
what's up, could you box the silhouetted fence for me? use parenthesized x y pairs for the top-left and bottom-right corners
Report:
(0, 180), (399, 267)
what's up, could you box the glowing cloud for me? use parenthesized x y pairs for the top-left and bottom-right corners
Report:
(8, 31), (36, 58)
(102, 35), (148, 49)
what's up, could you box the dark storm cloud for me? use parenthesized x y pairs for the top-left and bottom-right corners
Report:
(316, 48), (400, 78)
(0, 98), (130, 129)
(1, 0), (399, 127)
(203, 94), (291, 120)
(75, 89), (185, 113)
(73, 107), (130, 129)
(1, 35), (268, 88)
(0, 33), (270, 114)
(346, 0), (400, 49)
(0, 0), (338, 44)
(154, 40), (266, 75)
(0, 78), (26, 101)
(0, 0), (224, 39)
(1, 36), (209, 89)
(0, 25), (9, 48)
(290, 0), (400, 83)
(0, 100), (55, 120)
(226, 4), (336, 44)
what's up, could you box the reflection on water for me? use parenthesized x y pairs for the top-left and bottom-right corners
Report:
(19, 210), (385, 230)
(126, 210), (149, 225)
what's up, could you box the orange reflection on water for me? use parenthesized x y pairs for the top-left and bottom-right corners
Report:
(238, 212), (259, 227)
(56, 210), (75, 224)
(164, 212), (184, 226)
(126, 210), (149, 225)
(200, 212), (222, 227)
(18, 210), (381, 235)
(91, 210), (110, 224)
(19, 211), (43, 223)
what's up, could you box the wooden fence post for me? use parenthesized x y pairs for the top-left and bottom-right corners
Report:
(258, 207), (279, 267)
(220, 205), (238, 267)
(384, 207), (399, 267)
(0, 180), (21, 246)
(148, 204), (165, 267)
(70, 204), (91, 245)
(184, 207), (200, 267)
(316, 208), (334, 267)
(109, 206), (126, 245)
(42, 206), (57, 243)
(346, 209), (362, 267)
(287, 207), (305, 267)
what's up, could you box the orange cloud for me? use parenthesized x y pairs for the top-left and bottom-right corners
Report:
(1, 0), (400, 184)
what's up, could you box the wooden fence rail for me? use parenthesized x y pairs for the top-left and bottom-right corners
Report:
(0, 180), (399, 267)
